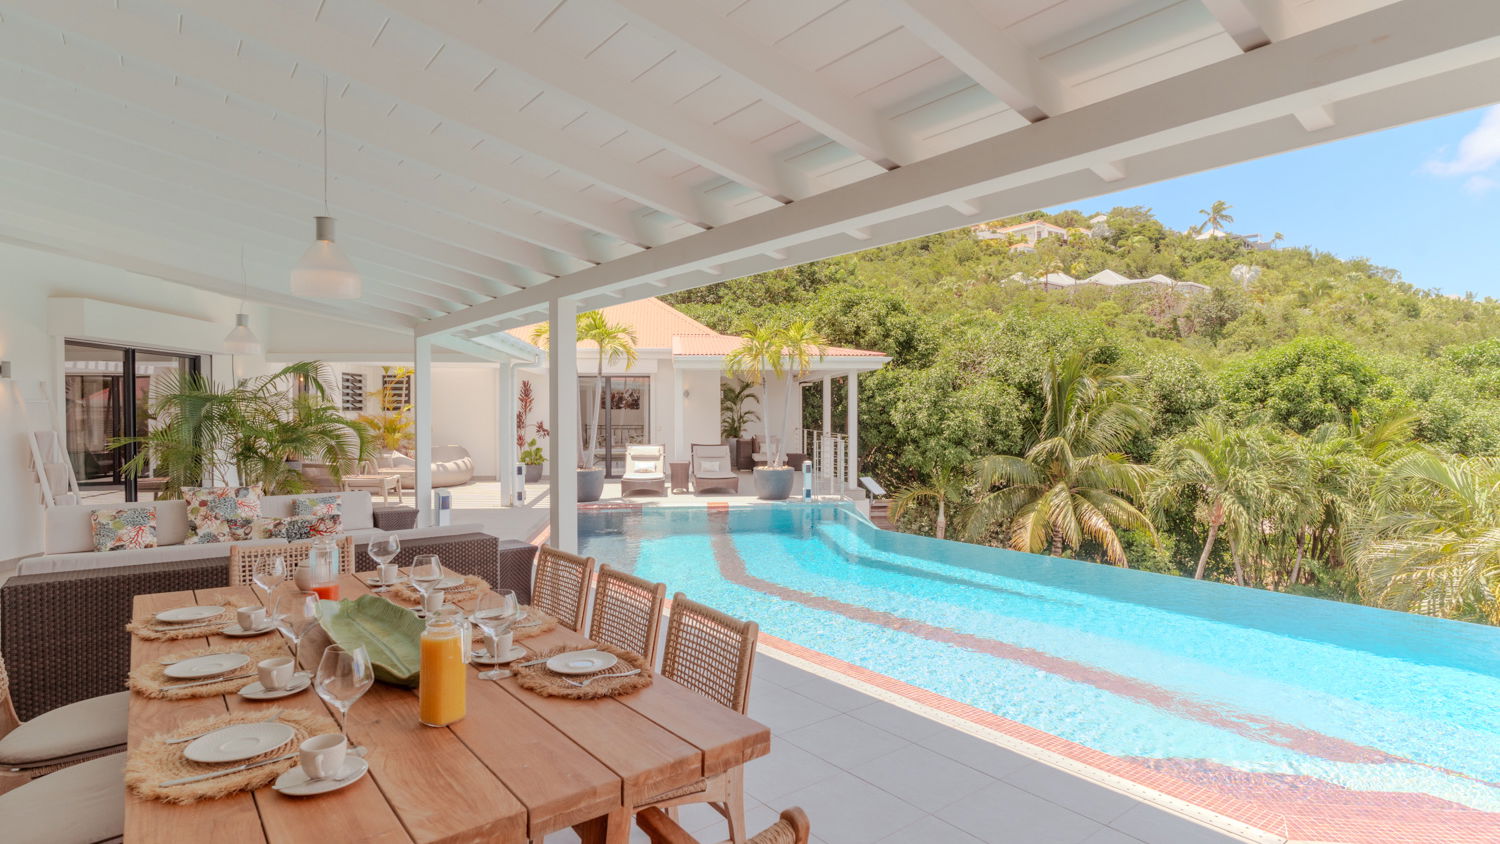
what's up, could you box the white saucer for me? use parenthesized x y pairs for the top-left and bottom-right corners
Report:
(273, 757), (369, 796)
(435, 575), (464, 589)
(164, 652), (252, 679)
(238, 672), (312, 700)
(363, 575), (406, 587)
(222, 623), (276, 638)
(546, 649), (618, 675)
(155, 605), (225, 624)
(471, 644), (527, 665)
(183, 721), (296, 764)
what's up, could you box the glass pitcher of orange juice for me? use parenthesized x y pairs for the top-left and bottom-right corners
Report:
(419, 613), (467, 727)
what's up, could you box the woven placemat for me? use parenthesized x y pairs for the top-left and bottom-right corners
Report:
(127, 599), (247, 641)
(128, 640), (287, 700)
(512, 605), (558, 641)
(387, 573), (488, 605)
(512, 642), (652, 700)
(125, 707), (335, 804)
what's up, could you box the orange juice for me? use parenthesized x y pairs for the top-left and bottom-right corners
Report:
(310, 583), (340, 601)
(418, 616), (466, 726)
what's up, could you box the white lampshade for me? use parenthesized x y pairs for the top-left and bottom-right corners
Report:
(224, 313), (262, 355)
(291, 216), (362, 299)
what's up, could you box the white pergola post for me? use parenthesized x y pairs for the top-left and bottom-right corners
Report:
(548, 296), (579, 552)
(821, 376), (832, 436)
(413, 336), (433, 527)
(671, 365), (685, 460)
(498, 362), (517, 507)
(846, 371), (859, 492)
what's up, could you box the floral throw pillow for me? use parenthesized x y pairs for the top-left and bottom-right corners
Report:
(183, 485), (262, 544)
(291, 495), (342, 518)
(91, 507), (158, 552)
(251, 514), (342, 541)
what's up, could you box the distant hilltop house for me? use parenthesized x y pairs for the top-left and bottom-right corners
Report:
(1009, 269), (1210, 294)
(971, 219), (1090, 253)
(1193, 227), (1276, 250)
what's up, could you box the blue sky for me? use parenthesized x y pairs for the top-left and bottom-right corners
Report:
(1047, 104), (1500, 299)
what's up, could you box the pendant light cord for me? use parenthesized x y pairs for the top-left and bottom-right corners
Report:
(322, 74), (330, 216)
(239, 245), (248, 310)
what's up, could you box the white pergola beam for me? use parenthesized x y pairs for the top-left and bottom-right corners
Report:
(548, 297), (580, 551)
(419, 0), (1500, 337)
(1201, 0), (1282, 50)
(377, 0), (800, 203)
(884, 0), (1068, 121)
(5, 0), (648, 245)
(608, 0), (906, 167)
(1294, 104), (1336, 131)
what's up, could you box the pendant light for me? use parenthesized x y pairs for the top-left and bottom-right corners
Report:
(291, 75), (362, 299)
(225, 247), (263, 355)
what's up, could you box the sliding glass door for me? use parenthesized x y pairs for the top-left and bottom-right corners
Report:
(64, 341), (201, 502)
(578, 376), (651, 478)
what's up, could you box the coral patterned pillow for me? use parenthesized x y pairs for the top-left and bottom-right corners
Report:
(183, 485), (262, 544)
(291, 495), (342, 518)
(91, 507), (158, 552)
(251, 514), (342, 541)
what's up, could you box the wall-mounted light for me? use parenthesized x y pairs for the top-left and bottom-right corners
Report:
(0, 360), (11, 379)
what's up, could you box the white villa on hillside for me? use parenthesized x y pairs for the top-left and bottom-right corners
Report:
(1011, 270), (1211, 294)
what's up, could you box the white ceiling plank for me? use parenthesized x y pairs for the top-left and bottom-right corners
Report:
(175, 0), (714, 226)
(607, 0), (908, 167)
(418, 0), (1500, 336)
(883, 0), (1069, 121)
(1200, 0), (1281, 50)
(4, 0), (648, 245)
(376, 0), (801, 203)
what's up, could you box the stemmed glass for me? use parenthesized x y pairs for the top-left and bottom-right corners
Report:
(367, 533), (400, 592)
(272, 590), (320, 662)
(252, 555), (287, 601)
(471, 589), (518, 681)
(315, 644), (374, 746)
(406, 554), (443, 615)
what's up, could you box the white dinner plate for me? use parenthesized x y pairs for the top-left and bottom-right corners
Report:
(163, 652), (252, 680)
(273, 757), (369, 796)
(154, 606), (225, 624)
(221, 623), (275, 638)
(546, 649), (618, 675)
(471, 644), (527, 665)
(238, 672), (312, 701)
(435, 575), (464, 589)
(183, 721), (296, 764)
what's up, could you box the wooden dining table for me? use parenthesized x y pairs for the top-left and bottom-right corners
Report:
(124, 569), (771, 843)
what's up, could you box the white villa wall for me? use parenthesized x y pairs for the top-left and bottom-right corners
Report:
(682, 368), (722, 450)
(431, 365), (499, 479)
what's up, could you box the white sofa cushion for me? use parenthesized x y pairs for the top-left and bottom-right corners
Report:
(46, 500), (189, 555)
(0, 752), (124, 844)
(19, 537), (290, 576)
(0, 691), (128, 765)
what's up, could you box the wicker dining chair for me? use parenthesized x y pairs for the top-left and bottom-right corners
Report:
(0, 653), (127, 781)
(587, 565), (666, 664)
(636, 806), (809, 844)
(532, 545), (596, 632)
(639, 594), (760, 843)
(228, 535), (355, 587)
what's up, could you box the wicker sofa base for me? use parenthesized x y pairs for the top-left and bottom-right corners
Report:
(0, 532), (536, 720)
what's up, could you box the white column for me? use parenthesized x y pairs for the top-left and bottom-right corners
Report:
(821, 376), (832, 436)
(413, 336), (433, 527)
(498, 362), (516, 507)
(671, 364), (685, 460)
(846, 371), (859, 492)
(548, 297), (579, 552)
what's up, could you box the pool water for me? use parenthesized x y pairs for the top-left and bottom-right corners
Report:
(579, 504), (1500, 816)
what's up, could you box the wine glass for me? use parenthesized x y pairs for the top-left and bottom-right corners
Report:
(405, 554), (443, 614)
(470, 589), (518, 681)
(315, 644), (374, 745)
(252, 555), (287, 600)
(367, 533), (400, 592)
(272, 590), (320, 654)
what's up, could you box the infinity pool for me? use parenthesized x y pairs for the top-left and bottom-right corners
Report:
(579, 503), (1500, 839)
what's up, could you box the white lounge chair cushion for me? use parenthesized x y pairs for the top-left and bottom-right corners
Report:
(0, 752), (125, 844)
(0, 692), (129, 765)
(694, 461), (735, 479)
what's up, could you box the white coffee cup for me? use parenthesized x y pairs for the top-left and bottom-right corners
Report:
(423, 589), (446, 614)
(378, 563), (400, 585)
(237, 606), (268, 631)
(257, 656), (295, 691)
(298, 733), (347, 781)
(487, 629), (514, 662)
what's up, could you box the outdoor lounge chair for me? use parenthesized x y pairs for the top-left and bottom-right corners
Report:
(691, 444), (739, 494)
(621, 444), (668, 497)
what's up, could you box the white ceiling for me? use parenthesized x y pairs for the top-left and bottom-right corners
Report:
(0, 0), (1490, 340)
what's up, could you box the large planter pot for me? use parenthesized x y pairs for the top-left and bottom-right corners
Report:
(524, 463), (543, 484)
(754, 467), (795, 501)
(577, 468), (606, 502)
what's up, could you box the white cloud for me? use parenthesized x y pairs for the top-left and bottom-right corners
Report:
(1424, 106), (1500, 177)
(1464, 175), (1499, 195)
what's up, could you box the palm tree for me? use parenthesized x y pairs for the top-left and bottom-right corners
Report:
(1353, 452), (1500, 623)
(964, 352), (1157, 566)
(890, 466), (968, 540)
(720, 380), (760, 439)
(1151, 416), (1272, 580)
(773, 320), (827, 465)
(724, 322), (826, 467)
(1197, 200), (1235, 236)
(531, 311), (638, 469)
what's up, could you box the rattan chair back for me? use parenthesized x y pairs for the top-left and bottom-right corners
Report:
(660, 594), (758, 713)
(228, 535), (355, 587)
(587, 565), (666, 663)
(533, 545), (596, 632)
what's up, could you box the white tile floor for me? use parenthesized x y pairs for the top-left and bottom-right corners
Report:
(543, 650), (1249, 844)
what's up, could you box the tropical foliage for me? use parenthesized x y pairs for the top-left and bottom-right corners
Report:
(720, 380), (760, 439)
(665, 204), (1500, 623)
(724, 321), (827, 466)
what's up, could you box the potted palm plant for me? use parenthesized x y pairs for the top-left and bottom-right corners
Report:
(720, 380), (760, 466)
(726, 321), (826, 501)
(531, 311), (638, 502)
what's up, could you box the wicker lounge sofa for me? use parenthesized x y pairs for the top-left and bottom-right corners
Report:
(621, 444), (668, 497)
(691, 443), (740, 494)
